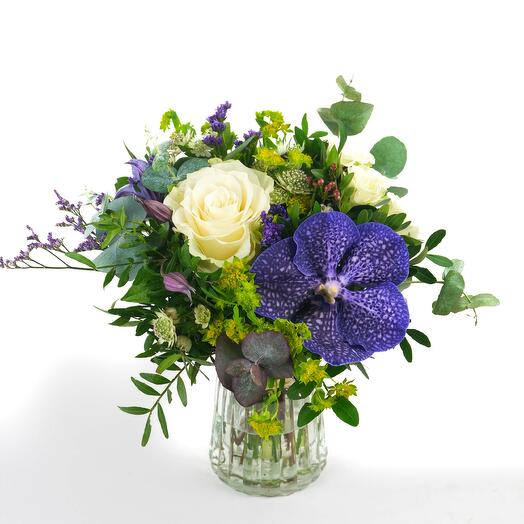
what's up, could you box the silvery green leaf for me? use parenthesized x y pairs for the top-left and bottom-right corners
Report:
(176, 157), (209, 182)
(370, 136), (407, 178)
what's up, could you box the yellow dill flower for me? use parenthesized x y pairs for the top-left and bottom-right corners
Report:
(233, 280), (260, 312)
(203, 316), (224, 346)
(310, 390), (335, 412)
(287, 148), (313, 168)
(255, 147), (285, 167)
(248, 410), (283, 440)
(297, 359), (329, 384)
(271, 318), (311, 357)
(224, 318), (249, 343)
(217, 258), (248, 291)
(256, 110), (290, 138)
(331, 381), (358, 398)
(287, 194), (310, 213)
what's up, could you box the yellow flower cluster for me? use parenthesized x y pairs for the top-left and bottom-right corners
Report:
(287, 148), (313, 168)
(255, 148), (285, 167)
(256, 110), (290, 138)
(248, 409), (283, 440)
(296, 359), (329, 384)
(330, 381), (358, 398)
(217, 258), (248, 290)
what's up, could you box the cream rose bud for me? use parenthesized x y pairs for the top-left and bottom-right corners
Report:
(349, 165), (390, 206)
(164, 160), (274, 270)
(340, 150), (375, 169)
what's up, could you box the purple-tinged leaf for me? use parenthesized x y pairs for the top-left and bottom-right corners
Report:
(263, 360), (294, 379)
(231, 371), (267, 407)
(214, 334), (242, 391)
(241, 331), (290, 368)
(225, 358), (251, 377)
(250, 363), (266, 387)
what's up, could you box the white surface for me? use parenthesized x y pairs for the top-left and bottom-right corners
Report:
(0, 1), (523, 522)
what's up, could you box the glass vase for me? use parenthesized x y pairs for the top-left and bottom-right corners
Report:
(209, 381), (327, 496)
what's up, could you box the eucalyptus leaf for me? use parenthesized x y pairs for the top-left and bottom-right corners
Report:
(388, 186), (408, 198)
(370, 136), (407, 178)
(141, 165), (176, 193)
(335, 75), (362, 101)
(432, 270), (465, 315)
(176, 158), (209, 182)
(451, 293), (500, 312)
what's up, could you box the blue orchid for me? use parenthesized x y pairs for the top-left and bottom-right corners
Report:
(251, 211), (410, 365)
(115, 159), (164, 202)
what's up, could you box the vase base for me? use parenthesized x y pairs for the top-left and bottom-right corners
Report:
(211, 460), (326, 497)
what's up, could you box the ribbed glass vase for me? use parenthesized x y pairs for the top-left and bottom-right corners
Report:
(209, 381), (327, 496)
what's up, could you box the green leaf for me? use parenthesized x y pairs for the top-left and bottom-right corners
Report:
(139, 373), (171, 385)
(400, 338), (413, 362)
(301, 113), (309, 135)
(123, 141), (137, 159)
(106, 196), (147, 225)
(297, 403), (322, 427)
(131, 377), (159, 396)
(167, 389), (173, 404)
(65, 252), (97, 269)
(318, 101), (374, 138)
(335, 75), (362, 101)
(326, 364), (347, 378)
(287, 381), (316, 400)
(443, 259), (464, 278)
(432, 270), (465, 315)
(224, 136), (255, 160)
(370, 136), (407, 178)
(118, 406), (150, 415)
(157, 404), (169, 439)
(141, 418), (152, 447)
(176, 157), (209, 181)
(156, 353), (182, 374)
(110, 316), (132, 326)
(426, 229), (446, 251)
(406, 329), (431, 347)
(177, 377), (187, 406)
(414, 266), (437, 284)
(388, 186), (408, 198)
(141, 165), (176, 193)
(332, 397), (359, 426)
(426, 254), (453, 267)
(354, 362), (369, 379)
(103, 267), (116, 288)
(451, 293), (500, 313)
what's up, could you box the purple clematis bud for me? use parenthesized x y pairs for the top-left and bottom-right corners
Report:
(163, 272), (195, 302)
(142, 200), (172, 222)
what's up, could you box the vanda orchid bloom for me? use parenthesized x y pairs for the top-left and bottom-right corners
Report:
(252, 211), (410, 365)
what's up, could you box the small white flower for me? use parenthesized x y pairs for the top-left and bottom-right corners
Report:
(276, 139), (291, 156)
(176, 335), (192, 354)
(194, 304), (211, 329)
(189, 140), (212, 158)
(171, 131), (190, 146)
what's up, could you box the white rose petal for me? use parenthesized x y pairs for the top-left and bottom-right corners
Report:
(387, 193), (420, 239)
(349, 166), (389, 206)
(164, 160), (274, 270)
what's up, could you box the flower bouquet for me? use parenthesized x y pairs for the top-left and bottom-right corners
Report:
(1, 77), (499, 496)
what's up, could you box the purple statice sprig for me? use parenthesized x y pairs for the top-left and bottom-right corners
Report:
(0, 191), (103, 269)
(234, 129), (263, 148)
(203, 102), (232, 148)
(260, 204), (289, 248)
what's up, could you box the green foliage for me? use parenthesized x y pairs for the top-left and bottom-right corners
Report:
(118, 406), (150, 415)
(426, 229), (447, 251)
(400, 338), (413, 362)
(407, 329), (431, 347)
(370, 136), (407, 178)
(336, 75), (362, 101)
(332, 397), (359, 426)
(432, 270), (465, 315)
(176, 157), (209, 182)
(297, 403), (322, 427)
(287, 380), (316, 400)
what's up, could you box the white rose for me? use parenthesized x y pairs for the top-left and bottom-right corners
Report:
(340, 150), (375, 168)
(164, 160), (273, 270)
(348, 165), (389, 206)
(386, 193), (420, 238)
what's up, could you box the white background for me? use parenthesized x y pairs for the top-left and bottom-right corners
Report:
(0, 1), (523, 522)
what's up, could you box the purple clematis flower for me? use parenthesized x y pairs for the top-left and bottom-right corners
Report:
(251, 211), (410, 365)
(115, 159), (164, 202)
